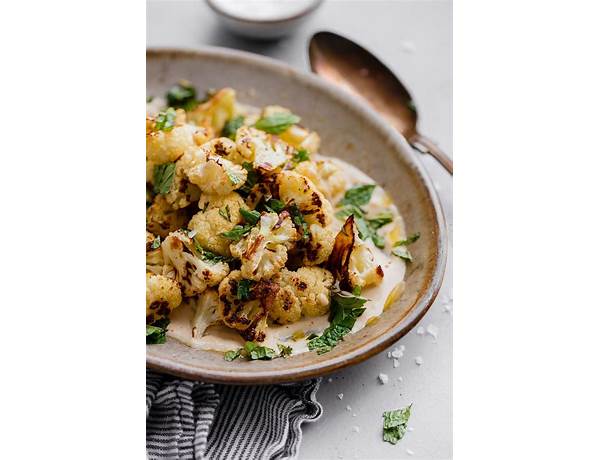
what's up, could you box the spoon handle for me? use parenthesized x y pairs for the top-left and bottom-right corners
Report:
(410, 134), (453, 175)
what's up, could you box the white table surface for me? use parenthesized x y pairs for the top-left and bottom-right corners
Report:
(147, 1), (453, 458)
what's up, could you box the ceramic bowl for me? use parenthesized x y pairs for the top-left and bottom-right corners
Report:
(206, 0), (323, 40)
(146, 47), (447, 384)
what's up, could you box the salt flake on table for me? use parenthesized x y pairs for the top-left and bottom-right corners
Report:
(426, 324), (439, 341)
(327, 377), (333, 383)
(406, 448), (414, 455)
(415, 356), (423, 366)
(337, 393), (344, 400)
(393, 359), (399, 368)
(378, 373), (389, 384)
(391, 347), (403, 359)
(397, 376), (403, 382)
(416, 326), (425, 336)
(352, 426), (360, 433)
(346, 405), (352, 411)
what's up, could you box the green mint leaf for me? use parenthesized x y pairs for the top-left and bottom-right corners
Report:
(392, 246), (413, 262)
(367, 212), (394, 229)
(154, 108), (177, 131)
(292, 149), (310, 163)
(219, 205), (231, 222)
(240, 208), (260, 225)
(394, 233), (421, 246)
(221, 115), (244, 139)
(244, 341), (277, 360)
(382, 405), (412, 445)
(166, 81), (197, 110)
(288, 203), (309, 242)
(146, 318), (170, 344)
(338, 184), (376, 208)
(254, 112), (300, 134)
(153, 163), (176, 194)
(264, 198), (285, 213)
(278, 344), (293, 358)
(220, 225), (252, 242)
(335, 204), (365, 221)
(237, 279), (254, 301)
(224, 349), (241, 361)
(308, 290), (367, 354)
(193, 241), (233, 264)
(150, 236), (161, 250)
(371, 232), (386, 249)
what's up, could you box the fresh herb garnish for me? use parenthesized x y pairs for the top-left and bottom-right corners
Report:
(236, 279), (254, 301)
(154, 108), (177, 132)
(153, 163), (176, 194)
(240, 208), (261, 225)
(221, 115), (244, 139)
(254, 112), (300, 134)
(278, 344), (293, 358)
(308, 289), (367, 354)
(382, 405), (412, 445)
(224, 341), (277, 361)
(337, 184), (376, 208)
(335, 204), (365, 220)
(219, 205), (231, 222)
(226, 170), (243, 185)
(292, 148), (310, 163)
(239, 162), (259, 195)
(150, 236), (161, 250)
(220, 224), (253, 242)
(264, 198), (286, 213)
(367, 212), (394, 229)
(146, 318), (170, 344)
(193, 241), (233, 264)
(166, 81), (198, 111)
(288, 203), (309, 242)
(392, 233), (420, 262)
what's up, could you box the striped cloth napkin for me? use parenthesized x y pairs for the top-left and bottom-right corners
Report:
(146, 371), (322, 460)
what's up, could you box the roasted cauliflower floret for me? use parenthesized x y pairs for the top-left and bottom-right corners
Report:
(217, 271), (278, 342)
(276, 171), (333, 227)
(189, 289), (221, 339)
(146, 119), (209, 164)
(161, 146), (206, 209)
(304, 223), (336, 266)
(146, 195), (192, 238)
(235, 126), (290, 171)
(161, 230), (230, 297)
(146, 273), (182, 323)
(188, 156), (247, 195)
(280, 267), (334, 317)
(348, 238), (384, 289)
(188, 193), (245, 256)
(294, 159), (347, 201)
(230, 212), (299, 281)
(187, 88), (236, 135)
(268, 285), (302, 325)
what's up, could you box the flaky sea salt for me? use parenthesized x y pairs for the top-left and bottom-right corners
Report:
(416, 326), (425, 335)
(328, 377), (333, 383)
(397, 376), (403, 382)
(346, 405), (352, 411)
(393, 359), (399, 368)
(415, 356), (423, 366)
(406, 448), (414, 455)
(378, 373), (389, 384)
(352, 426), (360, 433)
(426, 324), (439, 341)
(391, 348), (404, 359)
(337, 393), (344, 400)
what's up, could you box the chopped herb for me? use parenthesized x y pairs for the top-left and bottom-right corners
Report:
(200, 201), (209, 213)
(221, 115), (244, 139)
(166, 80), (198, 111)
(292, 148), (310, 163)
(264, 198), (285, 213)
(367, 212), (394, 229)
(288, 203), (309, 242)
(239, 162), (259, 195)
(154, 108), (177, 132)
(219, 205), (231, 222)
(224, 349), (241, 362)
(236, 279), (254, 301)
(392, 232), (420, 262)
(278, 344), (293, 358)
(338, 184), (376, 208)
(193, 241), (233, 264)
(187, 229), (198, 238)
(254, 112), (300, 134)
(244, 341), (277, 360)
(226, 170), (243, 185)
(220, 224), (252, 242)
(153, 163), (176, 194)
(146, 318), (170, 344)
(240, 208), (261, 225)
(150, 236), (161, 250)
(308, 289), (367, 354)
(382, 405), (412, 445)
(335, 204), (365, 220)
(352, 286), (362, 296)
(371, 231), (386, 249)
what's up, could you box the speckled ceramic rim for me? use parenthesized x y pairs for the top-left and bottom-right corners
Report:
(206, 0), (324, 25)
(146, 46), (448, 384)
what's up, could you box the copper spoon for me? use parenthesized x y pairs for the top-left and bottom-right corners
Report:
(308, 31), (453, 174)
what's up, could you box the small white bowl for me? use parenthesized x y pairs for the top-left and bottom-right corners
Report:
(206, 0), (323, 40)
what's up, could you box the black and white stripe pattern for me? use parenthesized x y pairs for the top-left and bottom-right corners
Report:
(146, 370), (322, 460)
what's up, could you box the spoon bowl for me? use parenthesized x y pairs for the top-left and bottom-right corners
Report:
(309, 31), (453, 174)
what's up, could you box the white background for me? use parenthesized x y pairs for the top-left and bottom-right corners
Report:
(146, 1), (452, 458)
(1, 1), (599, 459)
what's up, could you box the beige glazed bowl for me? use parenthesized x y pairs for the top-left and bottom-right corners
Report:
(146, 47), (447, 384)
